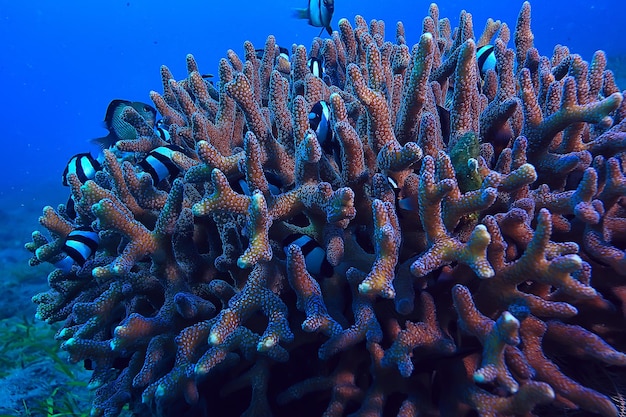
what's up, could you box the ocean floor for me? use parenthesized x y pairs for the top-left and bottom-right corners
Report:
(0, 180), (100, 416)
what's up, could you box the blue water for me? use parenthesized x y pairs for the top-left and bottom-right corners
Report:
(1, 0), (624, 201)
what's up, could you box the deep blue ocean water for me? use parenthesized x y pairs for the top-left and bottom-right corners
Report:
(1, 0), (624, 204)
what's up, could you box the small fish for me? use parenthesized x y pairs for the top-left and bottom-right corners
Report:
(308, 101), (332, 150)
(155, 119), (171, 142)
(387, 176), (419, 213)
(307, 57), (324, 78)
(54, 226), (100, 272)
(65, 196), (77, 220)
(255, 46), (290, 62)
(278, 47), (291, 62)
(387, 176), (400, 194)
(62, 152), (102, 186)
(229, 173), (282, 196)
(64, 227), (99, 265)
(309, 101), (341, 167)
(293, 0), (334, 36)
(386, 176), (403, 213)
(283, 233), (333, 278)
(476, 44), (497, 79)
(138, 145), (184, 185)
(200, 74), (215, 87)
(91, 99), (157, 149)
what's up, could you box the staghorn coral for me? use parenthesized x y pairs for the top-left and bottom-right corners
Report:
(27, 2), (626, 417)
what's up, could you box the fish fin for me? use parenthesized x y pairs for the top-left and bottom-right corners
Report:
(318, 27), (324, 37)
(398, 196), (419, 212)
(293, 8), (309, 20)
(90, 132), (117, 149)
(325, 25), (332, 35)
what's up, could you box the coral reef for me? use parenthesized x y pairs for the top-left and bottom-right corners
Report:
(27, 2), (626, 416)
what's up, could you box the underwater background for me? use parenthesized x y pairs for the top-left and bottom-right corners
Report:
(1, 0), (626, 415)
(2, 0), (626, 192)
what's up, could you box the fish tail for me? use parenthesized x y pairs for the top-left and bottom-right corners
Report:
(292, 8), (309, 20)
(90, 132), (117, 149)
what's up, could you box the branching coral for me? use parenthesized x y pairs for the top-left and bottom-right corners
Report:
(27, 2), (626, 416)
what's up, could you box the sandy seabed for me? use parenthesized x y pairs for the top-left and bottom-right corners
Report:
(0, 180), (97, 416)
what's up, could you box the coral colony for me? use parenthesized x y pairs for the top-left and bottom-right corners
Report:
(26, 2), (626, 417)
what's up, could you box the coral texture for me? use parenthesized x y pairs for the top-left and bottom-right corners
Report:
(27, 2), (626, 417)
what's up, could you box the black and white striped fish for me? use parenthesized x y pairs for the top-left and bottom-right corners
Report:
(65, 196), (77, 220)
(54, 226), (100, 272)
(293, 0), (334, 36)
(62, 153), (102, 186)
(255, 46), (290, 62)
(308, 101), (341, 166)
(387, 176), (419, 213)
(138, 145), (184, 184)
(476, 44), (497, 79)
(307, 57), (324, 78)
(283, 233), (333, 278)
(230, 172), (282, 196)
(308, 101), (332, 150)
(155, 119), (171, 142)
